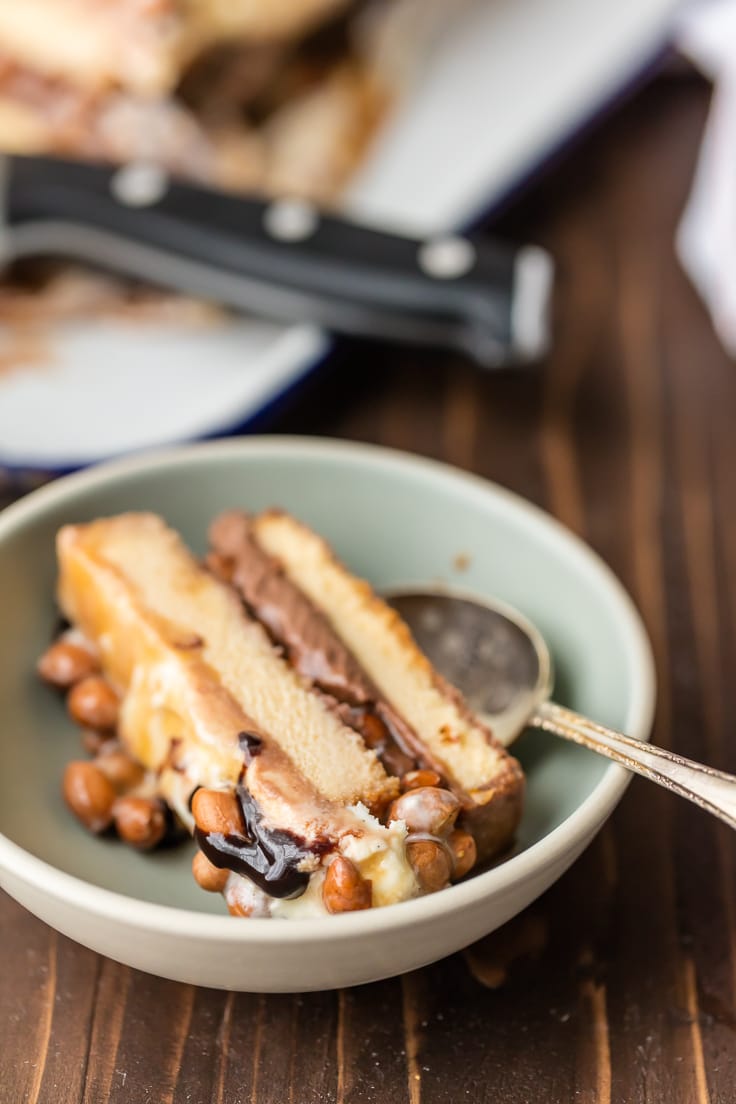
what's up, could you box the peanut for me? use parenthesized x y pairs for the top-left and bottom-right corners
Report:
(407, 839), (452, 893)
(388, 786), (460, 837)
(206, 551), (235, 583)
(400, 769), (442, 792)
(67, 676), (119, 730)
(63, 761), (116, 833)
(359, 711), (387, 748)
(81, 728), (116, 756)
(191, 788), (244, 837)
(95, 749), (144, 792)
(447, 828), (477, 880)
(38, 639), (98, 687)
(227, 899), (253, 918)
(113, 796), (166, 850)
(192, 850), (229, 893)
(322, 856), (372, 913)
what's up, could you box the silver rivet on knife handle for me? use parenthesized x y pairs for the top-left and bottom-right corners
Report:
(418, 235), (477, 279)
(511, 245), (554, 363)
(111, 162), (169, 208)
(263, 199), (320, 243)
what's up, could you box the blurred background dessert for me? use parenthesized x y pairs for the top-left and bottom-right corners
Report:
(0, 0), (403, 349)
(0, 0), (383, 201)
(0, 0), (681, 477)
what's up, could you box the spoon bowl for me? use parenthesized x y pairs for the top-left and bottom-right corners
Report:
(388, 586), (736, 832)
(386, 588), (553, 746)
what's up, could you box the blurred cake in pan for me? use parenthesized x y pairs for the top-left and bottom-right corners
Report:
(0, 0), (352, 95)
(0, 0), (388, 203)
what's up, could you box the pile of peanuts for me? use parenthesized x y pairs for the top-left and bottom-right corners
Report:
(313, 767), (478, 913)
(189, 788), (236, 897)
(388, 768), (476, 887)
(38, 636), (168, 850)
(190, 767), (478, 915)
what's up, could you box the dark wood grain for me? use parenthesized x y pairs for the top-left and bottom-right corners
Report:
(2, 73), (735, 1104)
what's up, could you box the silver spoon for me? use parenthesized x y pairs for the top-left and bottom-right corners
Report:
(386, 587), (736, 830)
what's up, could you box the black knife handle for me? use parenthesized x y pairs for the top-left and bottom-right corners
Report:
(2, 155), (553, 367)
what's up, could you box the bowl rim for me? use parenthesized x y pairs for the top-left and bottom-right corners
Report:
(0, 436), (656, 943)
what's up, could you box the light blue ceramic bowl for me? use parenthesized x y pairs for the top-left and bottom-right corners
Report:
(0, 438), (655, 991)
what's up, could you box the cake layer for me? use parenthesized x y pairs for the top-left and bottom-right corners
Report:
(57, 513), (395, 814)
(55, 513), (419, 915)
(242, 510), (525, 859)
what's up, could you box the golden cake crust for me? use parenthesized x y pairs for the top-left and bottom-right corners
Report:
(57, 514), (397, 818)
(249, 510), (525, 861)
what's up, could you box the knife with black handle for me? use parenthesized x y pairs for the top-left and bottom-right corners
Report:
(0, 154), (553, 367)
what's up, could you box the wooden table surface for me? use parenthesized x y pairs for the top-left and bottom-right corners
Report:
(2, 73), (735, 1104)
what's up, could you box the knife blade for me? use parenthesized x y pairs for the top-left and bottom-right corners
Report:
(0, 153), (553, 368)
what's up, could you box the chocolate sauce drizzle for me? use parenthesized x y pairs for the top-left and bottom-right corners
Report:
(238, 731), (263, 763)
(196, 783), (310, 900)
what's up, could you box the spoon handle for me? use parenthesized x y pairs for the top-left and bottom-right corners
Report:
(532, 700), (736, 829)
